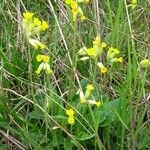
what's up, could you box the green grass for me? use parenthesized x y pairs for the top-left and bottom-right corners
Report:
(0, 0), (150, 149)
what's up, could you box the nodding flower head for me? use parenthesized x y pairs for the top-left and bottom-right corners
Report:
(97, 62), (108, 74)
(23, 12), (34, 20)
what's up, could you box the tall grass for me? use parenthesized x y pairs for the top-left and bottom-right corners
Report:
(0, 0), (150, 149)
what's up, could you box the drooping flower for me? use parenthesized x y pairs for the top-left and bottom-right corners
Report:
(66, 109), (75, 116)
(78, 37), (107, 60)
(129, 0), (137, 9)
(28, 38), (46, 50)
(97, 62), (108, 74)
(41, 21), (49, 31)
(68, 116), (75, 124)
(36, 55), (50, 63)
(107, 47), (120, 59)
(23, 12), (34, 20)
(36, 62), (53, 75)
(139, 59), (150, 68)
(110, 57), (123, 63)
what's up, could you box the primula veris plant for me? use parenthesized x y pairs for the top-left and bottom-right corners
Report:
(129, 0), (137, 9)
(22, 12), (53, 75)
(66, 109), (75, 124)
(2, 1), (149, 149)
(78, 37), (107, 60)
(78, 84), (102, 107)
(65, 0), (88, 21)
(23, 12), (48, 49)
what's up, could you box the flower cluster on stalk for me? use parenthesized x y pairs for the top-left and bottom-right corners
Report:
(78, 36), (123, 74)
(65, 0), (88, 21)
(66, 108), (75, 125)
(23, 12), (53, 75)
(79, 84), (102, 107)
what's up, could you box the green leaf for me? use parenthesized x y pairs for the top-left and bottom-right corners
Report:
(76, 132), (95, 141)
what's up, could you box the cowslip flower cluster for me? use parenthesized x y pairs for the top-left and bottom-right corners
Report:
(23, 12), (48, 49)
(65, 0), (88, 21)
(129, 0), (137, 9)
(36, 55), (53, 75)
(97, 62), (108, 74)
(66, 108), (75, 125)
(139, 59), (150, 68)
(107, 47), (123, 63)
(78, 37), (107, 60)
(78, 37), (123, 75)
(22, 12), (52, 75)
(79, 84), (102, 107)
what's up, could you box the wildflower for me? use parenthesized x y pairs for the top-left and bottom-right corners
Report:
(33, 18), (41, 26)
(85, 84), (94, 98)
(68, 116), (75, 124)
(65, 0), (71, 4)
(87, 48), (96, 57)
(93, 36), (101, 46)
(129, 0), (137, 9)
(78, 47), (88, 55)
(87, 100), (102, 107)
(86, 84), (94, 92)
(139, 59), (150, 68)
(23, 12), (34, 20)
(28, 38), (46, 49)
(66, 109), (75, 116)
(97, 62), (108, 74)
(41, 21), (49, 31)
(80, 98), (86, 104)
(102, 42), (107, 48)
(110, 57), (123, 63)
(36, 62), (53, 75)
(107, 47), (120, 59)
(95, 101), (102, 107)
(36, 55), (49, 63)
(71, 1), (78, 9)
(80, 15), (86, 21)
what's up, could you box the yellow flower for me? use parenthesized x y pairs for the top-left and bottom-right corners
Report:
(33, 17), (41, 26)
(41, 21), (48, 31)
(95, 101), (102, 107)
(129, 0), (137, 9)
(65, 0), (71, 4)
(36, 55), (43, 62)
(78, 46), (87, 55)
(101, 42), (107, 48)
(86, 84), (94, 92)
(80, 15), (86, 21)
(71, 1), (78, 9)
(107, 47), (120, 59)
(93, 36), (101, 46)
(23, 12), (34, 20)
(39, 43), (46, 49)
(97, 62), (108, 74)
(36, 62), (53, 75)
(110, 57), (123, 63)
(68, 116), (75, 124)
(100, 66), (108, 74)
(66, 109), (75, 116)
(87, 48), (95, 57)
(28, 38), (46, 50)
(139, 59), (150, 68)
(117, 57), (123, 63)
(43, 55), (49, 63)
(80, 98), (86, 104)
(36, 55), (49, 63)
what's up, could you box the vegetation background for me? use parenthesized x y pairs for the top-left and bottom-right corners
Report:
(0, 0), (150, 149)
